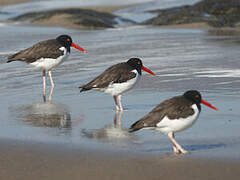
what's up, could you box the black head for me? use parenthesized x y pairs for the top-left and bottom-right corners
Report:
(183, 90), (202, 104)
(183, 90), (218, 111)
(126, 58), (143, 75)
(56, 35), (72, 52)
(183, 90), (202, 110)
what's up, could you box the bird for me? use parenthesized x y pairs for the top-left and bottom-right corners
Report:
(7, 34), (87, 102)
(79, 58), (156, 111)
(129, 90), (218, 154)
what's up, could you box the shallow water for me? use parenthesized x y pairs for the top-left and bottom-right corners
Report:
(0, 22), (240, 159)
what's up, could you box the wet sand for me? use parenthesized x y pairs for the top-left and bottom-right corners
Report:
(17, 19), (213, 30)
(1, 138), (240, 180)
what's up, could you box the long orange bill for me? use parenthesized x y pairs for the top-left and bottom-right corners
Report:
(201, 99), (218, 111)
(71, 43), (88, 53)
(142, 66), (156, 76)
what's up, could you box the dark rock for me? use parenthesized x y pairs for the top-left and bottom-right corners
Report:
(10, 8), (133, 29)
(144, 0), (240, 28)
(145, 5), (206, 26)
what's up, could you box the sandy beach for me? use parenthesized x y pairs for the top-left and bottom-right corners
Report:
(1, 138), (240, 180)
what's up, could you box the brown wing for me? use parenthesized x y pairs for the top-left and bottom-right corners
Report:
(80, 62), (136, 92)
(130, 96), (194, 132)
(7, 39), (63, 63)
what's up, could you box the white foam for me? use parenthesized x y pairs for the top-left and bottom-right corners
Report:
(195, 68), (240, 78)
(0, 51), (15, 55)
(160, 77), (193, 83)
(160, 73), (186, 77)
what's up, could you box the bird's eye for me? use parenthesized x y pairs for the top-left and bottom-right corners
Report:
(66, 38), (70, 42)
(195, 94), (199, 98)
(137, 61), (141, 65)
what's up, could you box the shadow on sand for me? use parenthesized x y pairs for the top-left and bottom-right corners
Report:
(142, 143), (226, 153)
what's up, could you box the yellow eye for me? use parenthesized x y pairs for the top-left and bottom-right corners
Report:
(137, 61), (141, 65)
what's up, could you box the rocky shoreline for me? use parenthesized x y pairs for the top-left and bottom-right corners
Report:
(4, 0), (240, 30)
(143, 0), (240, 28)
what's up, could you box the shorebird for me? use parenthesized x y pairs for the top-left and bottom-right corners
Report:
(79, 58), (156, 111)
(7, 34), (87, 102)
(129, 90), (218, 154)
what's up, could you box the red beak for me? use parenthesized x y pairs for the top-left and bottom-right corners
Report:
(201, 99), (218, 111)
(71, 43), (88, 53)
(142, 66), (156, 76)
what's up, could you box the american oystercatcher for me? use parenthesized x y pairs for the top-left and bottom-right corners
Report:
(7, 34), (87, 102)
(79, 58), (156, 111)
(129, 90), (218, 154)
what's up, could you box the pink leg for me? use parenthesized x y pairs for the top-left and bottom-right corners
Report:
(48, 71), (55, 102)
(117, 95), (123, 111)
(168, 132), (188, 154)
(48, 70), (55, 88)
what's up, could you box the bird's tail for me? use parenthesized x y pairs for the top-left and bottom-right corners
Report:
(6, 59), (13, 63)
(79, 86), (91, 92)
(7, 53), (20, 63)
(7, 56), (15, 63)
(129, 119), (144, 133)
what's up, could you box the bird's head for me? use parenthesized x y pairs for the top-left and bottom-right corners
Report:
(56, 35), (87, 53)
(183, 90), (218, 111)
(127, 58), (156, 76)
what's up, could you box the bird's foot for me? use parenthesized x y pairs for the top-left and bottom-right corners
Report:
(116, 108), (123, 112)
(115, 105), (120, 111)
(173, 146), (189, 155)
(115, 106), (124, 112)
(180, 149), (189, 154)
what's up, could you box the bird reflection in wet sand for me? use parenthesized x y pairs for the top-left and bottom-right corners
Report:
(13, 103), (72, 128)
(81, 111), (135, 142)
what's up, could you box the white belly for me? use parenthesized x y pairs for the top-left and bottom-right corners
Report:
(100, 70), (140, 96)
(30, 47), (69, 70)
(156, 104), (200, 134)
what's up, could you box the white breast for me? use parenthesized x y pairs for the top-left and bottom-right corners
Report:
(101, 69), (140, 96)
(156, 104), (200, 134)
(30, 47), (69, 70)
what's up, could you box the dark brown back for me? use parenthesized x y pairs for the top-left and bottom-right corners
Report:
(80, 62), (137, 91)
(7, 39), (63, 63)
(130, 96), (195, 131)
